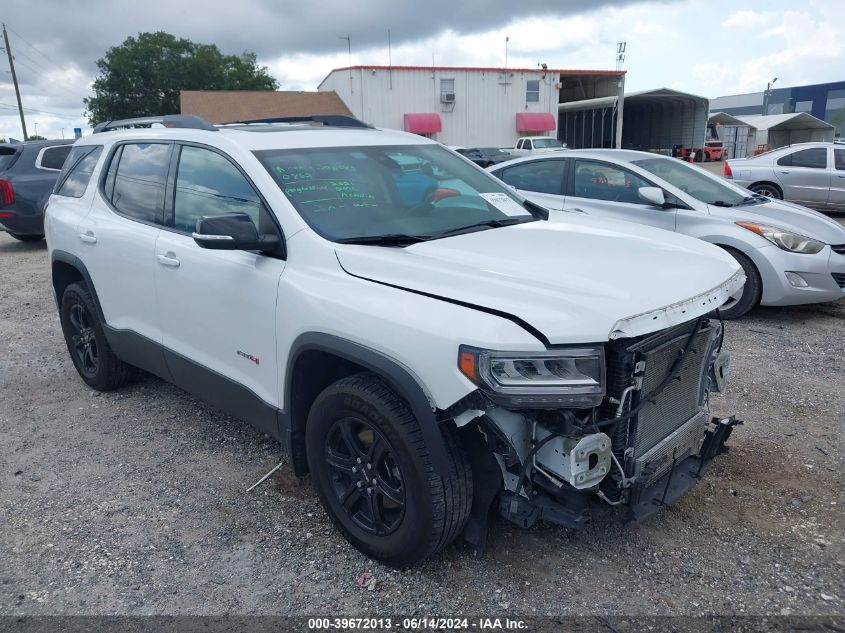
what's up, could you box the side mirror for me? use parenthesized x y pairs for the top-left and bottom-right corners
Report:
(638, 186), (666, 207)
(192, 212), (281, 252)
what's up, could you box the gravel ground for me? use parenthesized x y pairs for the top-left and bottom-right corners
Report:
(0, 231), (843, 617)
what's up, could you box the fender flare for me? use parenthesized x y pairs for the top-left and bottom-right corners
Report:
(50, 249), (106, 321)
(285, 332), (450, 478)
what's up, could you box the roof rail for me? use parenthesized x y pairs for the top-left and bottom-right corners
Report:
(222, 115), (372, 129)
(92, 114), (217, 134)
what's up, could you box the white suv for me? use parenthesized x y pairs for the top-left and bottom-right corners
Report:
(46, 114), (745, 567)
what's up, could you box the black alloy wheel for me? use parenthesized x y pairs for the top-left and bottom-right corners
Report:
(68, 302), (99, 377)
(324, 417), (406, 536)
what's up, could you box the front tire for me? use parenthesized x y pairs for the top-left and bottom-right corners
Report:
(718, 248), (762, 319)
(59, 282), (136, 390)
(9, 233), (44, 242)
(305, 373), (472, 567)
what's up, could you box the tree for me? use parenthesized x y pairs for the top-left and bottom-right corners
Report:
(26, 135), (46, 141)
(84, 31), (278, 125)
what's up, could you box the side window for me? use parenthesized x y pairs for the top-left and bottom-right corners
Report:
(54, 146), (103, 198)
(174, 146), (263, 233)
(516, 140), (523, 150)
(526, 140), (534, 150)
(526, 80), (540, 103)
(110, 143), (170, 224)
(499, 160), (566, 195)
(778, 147), (827, 169)
(835, 149), (845, 171)
(573, 160), (651, 204)
(38, 145), (72, 171)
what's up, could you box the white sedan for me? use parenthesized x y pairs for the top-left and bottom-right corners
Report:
(488, 149), (845, 318)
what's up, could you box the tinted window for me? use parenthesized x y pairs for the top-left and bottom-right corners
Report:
(0, 146), (19, 171)
(110, 143), (170, 224)
(573, 160), (650, 204)
(39, 145), (72, 170)
(835, 149), (845, 171)
(254, 144), (534, 242)
(500, 160), (565, 195)
(54, 146), (103, 198)
(777, 147), (827, 169)
(174, 146), (263, 233)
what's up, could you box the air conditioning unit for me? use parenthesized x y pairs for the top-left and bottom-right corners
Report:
(440, 93), (455, 103)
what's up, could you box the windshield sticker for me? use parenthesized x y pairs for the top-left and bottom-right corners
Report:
(479, 192), (529, 217)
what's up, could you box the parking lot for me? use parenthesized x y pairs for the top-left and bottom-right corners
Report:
(1, 231), (843, 616)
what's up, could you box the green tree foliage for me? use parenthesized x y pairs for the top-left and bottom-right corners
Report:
(84, 31), (278, 125)
(26, 135), (46, 141)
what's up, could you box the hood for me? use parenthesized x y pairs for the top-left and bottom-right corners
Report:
(335, 216), (744, 345)
(708, 198), (845, 245)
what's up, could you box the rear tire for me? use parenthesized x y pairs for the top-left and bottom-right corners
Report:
(749, 183), (782, 199)
(305, 373), (472, 567)
(718, 247), (762, 319)
(9, 233), (44, 242)
(59, 282), (136, 390)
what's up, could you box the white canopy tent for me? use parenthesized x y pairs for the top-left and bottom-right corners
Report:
(735, 113), (834, 148)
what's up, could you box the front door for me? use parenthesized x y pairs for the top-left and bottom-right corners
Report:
(564, 158), (677, 232)
(830, 148), (845, 211)
(154, 144), (286, 426)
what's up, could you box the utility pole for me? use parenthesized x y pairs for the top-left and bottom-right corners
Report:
(2, 24), (27, 140)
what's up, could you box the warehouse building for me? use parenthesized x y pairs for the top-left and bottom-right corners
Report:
(318, 65), (625, 147)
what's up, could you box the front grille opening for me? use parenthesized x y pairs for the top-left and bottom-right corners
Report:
(832, 272), (845, 289)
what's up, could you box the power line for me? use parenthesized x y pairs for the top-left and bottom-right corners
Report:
(5, 24), (67, 74)
(0, 102), (81, 119)
(8, 54), (85, 101)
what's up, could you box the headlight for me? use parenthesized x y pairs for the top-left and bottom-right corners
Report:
(458, 345), (605, 408)
(736, 222), (824, 254)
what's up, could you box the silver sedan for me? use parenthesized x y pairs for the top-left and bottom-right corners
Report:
(725, 142), (845, 212)
(487, 149), (845, 318)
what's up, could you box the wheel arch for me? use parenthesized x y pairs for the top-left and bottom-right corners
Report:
(284, 333), (448, 479)
(749, 180), (783, 197)
(50, 250), (105, 321)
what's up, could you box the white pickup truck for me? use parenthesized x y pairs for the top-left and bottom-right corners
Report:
(510, 136), (567, 156)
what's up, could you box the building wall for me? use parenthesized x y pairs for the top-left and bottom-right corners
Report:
(712, 81), (845, 135)
(320, 68), (559, 147)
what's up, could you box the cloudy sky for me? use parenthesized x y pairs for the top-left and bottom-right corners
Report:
(1, 0), (842, 140)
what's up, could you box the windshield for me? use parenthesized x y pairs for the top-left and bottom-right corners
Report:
(633, 157), (750, 206)
(532, 139), (563, 149)
(254, 144), (536, 242)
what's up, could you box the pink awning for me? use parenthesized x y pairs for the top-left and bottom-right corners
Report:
(404, 113), (442, 134)
(515, 112), (556, 132)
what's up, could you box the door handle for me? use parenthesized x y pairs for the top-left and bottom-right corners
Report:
(156, 253), (180, 268)
(78, 231), (97, 244)
(779, 170), (790, 174)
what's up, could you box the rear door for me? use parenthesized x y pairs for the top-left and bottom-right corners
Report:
(492, 158), (567, 210)
(774, 146), (830, 207)
(77, 141), (171, 343)
(831, 148), (845, 211)
(154, 143), (286, 419)
(563, 158), (676, 231)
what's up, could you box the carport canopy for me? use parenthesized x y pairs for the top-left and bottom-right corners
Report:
(558, 87), (709, 151)
(735, 112), (835, 147)
(708, 111), (752, 127)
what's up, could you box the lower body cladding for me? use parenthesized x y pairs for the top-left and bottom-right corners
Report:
(460, 318), (741, 537)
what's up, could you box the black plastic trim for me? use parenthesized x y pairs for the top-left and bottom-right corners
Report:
(286, 333), (450, 477)
(50, 250), (105, 320)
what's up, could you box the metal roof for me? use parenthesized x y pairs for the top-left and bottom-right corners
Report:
(734, 112), (834, 131)
(708, 111), (754, 128)
(558, 87), (708, 112)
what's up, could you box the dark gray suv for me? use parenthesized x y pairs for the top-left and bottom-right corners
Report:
(0, 139), (74, 242)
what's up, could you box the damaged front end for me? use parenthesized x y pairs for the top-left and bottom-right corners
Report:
(451, 316), (741, 551)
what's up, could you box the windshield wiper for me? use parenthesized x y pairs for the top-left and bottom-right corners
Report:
(736, 195), (768, 206)
(711, 200), (735, 207)
(335, 233), (431, 246)
(429, 215), (537, 239)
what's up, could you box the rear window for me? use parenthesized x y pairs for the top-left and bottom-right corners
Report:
(0, 146), (20, 171)
(54, 146), (103, 198)
(38, 145), (73, 171)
